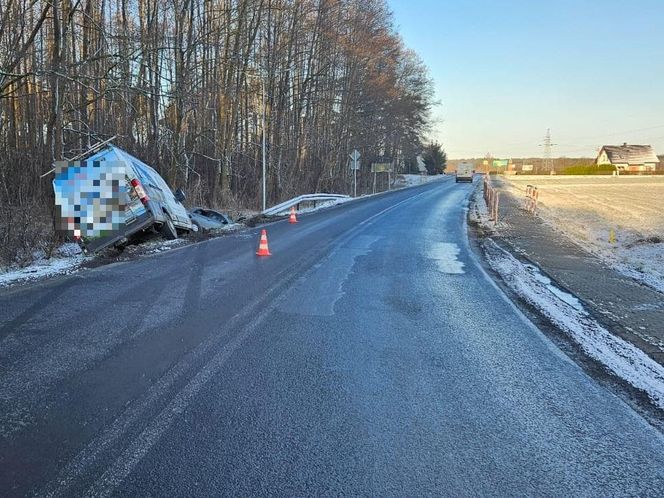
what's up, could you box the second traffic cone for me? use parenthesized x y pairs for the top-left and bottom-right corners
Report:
(288, 206), (298, 224)
(256, 229), (272, 256)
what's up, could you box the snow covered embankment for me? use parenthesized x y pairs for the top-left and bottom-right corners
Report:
(483, 238), (664, 410)
(0, 243), (84, 288)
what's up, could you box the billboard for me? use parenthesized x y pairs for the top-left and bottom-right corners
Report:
(522, 164), (534, 172)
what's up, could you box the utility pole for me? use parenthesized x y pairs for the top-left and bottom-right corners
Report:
(540, 129), (557, 174)
(261, 76), (267, 211)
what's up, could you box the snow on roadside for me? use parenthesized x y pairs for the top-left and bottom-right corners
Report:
(295, 197), (353, 215)
(0, 252), (84, 288)
(483, 238), (664, 410)
(393, 173), (446, 188)
(0, 224), (245, 288)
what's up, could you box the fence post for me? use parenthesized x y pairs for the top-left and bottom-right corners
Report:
(494, 192), (500, 224)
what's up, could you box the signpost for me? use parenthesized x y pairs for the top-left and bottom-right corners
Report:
(349, 149), (360, 197)
(371, 162), (393, 193)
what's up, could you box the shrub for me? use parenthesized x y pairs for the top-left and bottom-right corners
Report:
(562, 164), (616, 175)
(0, 205), (61, 268)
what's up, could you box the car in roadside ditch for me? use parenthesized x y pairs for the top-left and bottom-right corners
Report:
(53, 144), (195, 253)
(188, 208), (233, 231)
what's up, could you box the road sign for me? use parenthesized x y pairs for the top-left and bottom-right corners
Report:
(522, 164), (534, 171)
(349, 150), (361, 197)
(349, 150), (361, 171)
(492, 159), (508, 168)
(371, 162), (392, 173)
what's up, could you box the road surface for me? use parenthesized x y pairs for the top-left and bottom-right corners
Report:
(1, 178), (663, 496)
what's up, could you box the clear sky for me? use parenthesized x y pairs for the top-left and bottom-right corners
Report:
(388, 0), (664, 159)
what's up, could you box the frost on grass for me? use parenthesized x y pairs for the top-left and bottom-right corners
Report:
(503, 176), (664, 293)
(0, 248), (84, 287)
(484, 238), (664, 410)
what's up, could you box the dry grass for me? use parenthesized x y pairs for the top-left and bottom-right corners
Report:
(0, 206), (62, 268)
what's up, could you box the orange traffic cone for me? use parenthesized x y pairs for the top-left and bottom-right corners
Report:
(288, 206), (298, 224)
(256, 229), (272, 256)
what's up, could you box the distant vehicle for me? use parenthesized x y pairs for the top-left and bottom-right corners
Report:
(53, 144), (195, 253)
(188, 208), (232, 231)
(455, 162), (474, 183)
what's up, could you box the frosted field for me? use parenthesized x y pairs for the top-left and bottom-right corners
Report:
(504, 176), (664, 292)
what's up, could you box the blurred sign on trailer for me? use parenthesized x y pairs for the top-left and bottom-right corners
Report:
(371, 162), (393, 173)
(522, 164), (534, 172)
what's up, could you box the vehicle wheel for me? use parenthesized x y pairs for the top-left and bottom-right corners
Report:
(161, 213), (178, 240)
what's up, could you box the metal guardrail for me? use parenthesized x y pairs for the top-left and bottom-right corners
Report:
(262, 193), (350, 216)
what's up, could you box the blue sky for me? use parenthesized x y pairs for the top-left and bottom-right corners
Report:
(388, 0), (664, 159)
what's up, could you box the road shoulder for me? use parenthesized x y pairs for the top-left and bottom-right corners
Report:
(467, 177), (664, 424)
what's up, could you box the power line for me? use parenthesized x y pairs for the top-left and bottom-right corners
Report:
(556, 124), (664, 143)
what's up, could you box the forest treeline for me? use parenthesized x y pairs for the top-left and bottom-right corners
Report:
(0, 0), (436, 212)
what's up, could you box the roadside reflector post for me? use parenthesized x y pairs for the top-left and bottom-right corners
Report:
(525, 185), (538, 214)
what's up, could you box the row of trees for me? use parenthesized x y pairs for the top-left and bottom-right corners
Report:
(0, 0), (437, 211)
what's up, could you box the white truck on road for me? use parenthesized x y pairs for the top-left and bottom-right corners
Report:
(455, 162), (474, 183)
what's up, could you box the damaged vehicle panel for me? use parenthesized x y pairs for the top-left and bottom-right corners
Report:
(53, 145), (194, 253)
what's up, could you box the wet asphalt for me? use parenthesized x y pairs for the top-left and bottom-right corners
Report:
(0, 178), (663, 497)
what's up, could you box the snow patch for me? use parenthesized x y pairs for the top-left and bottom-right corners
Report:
(394, 174), (446, 188)
(430, 242), (465, 274)
(524, 264), (584, 311)
(0, 254), (84, 288)
(295, 198), (352, 215)
(483, 238), (664, 410)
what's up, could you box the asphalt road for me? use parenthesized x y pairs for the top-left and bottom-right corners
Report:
(1, 178), (663, 497)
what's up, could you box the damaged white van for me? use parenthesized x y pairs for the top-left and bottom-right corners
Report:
(53, 145), (195, 253)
